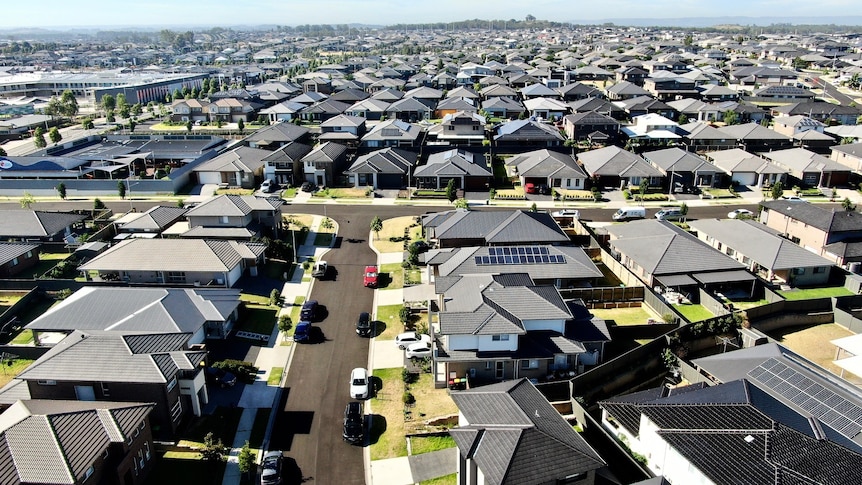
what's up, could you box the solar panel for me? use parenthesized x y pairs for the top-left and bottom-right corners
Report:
(475, 247), (567, 265)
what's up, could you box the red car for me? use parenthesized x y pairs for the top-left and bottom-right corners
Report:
(363, 265), (378, 288)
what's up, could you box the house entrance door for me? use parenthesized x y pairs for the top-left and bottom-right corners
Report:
(495, 361), (504, 379)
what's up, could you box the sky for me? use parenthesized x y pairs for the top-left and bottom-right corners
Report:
(0, 0), (860, 28)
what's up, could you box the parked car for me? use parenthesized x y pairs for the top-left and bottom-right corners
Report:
(260, 179), (278, 193)
(654, 208), (685, 221)
(728, 208), (754, 219)
(363, 265), (378, 288)
(551, 209), (580, 219)
(301, 181), (318, 193)
(782, 195), (808, 202)
(260, 450), (283, 485)
(300, 300), (318, 321)
(349, 367), (370, 399)
(612, 207), (646, 221)
(395, 331), (431, 350)
(205, 367), (237, 388)
(294, 320), (312, 343)
(405, 341), (433, 359)
(525, 183), (551, 195)
(356, 312), (373, 337)
(342, 401), (364, 444)
(311, 261), (328, 279)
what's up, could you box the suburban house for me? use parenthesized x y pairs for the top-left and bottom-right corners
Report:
(523, 97), (569, 121)
(577, 145), (664, 190)
(568, 97), (627, 121)
(0, 210), (86, 242)
(184, 194), (283, 238)
(78, 238), (267, 287)
(0, 242), (40, 278)
(422, 210), (570, 248)
(759, 199), (862, 267)
(771, 115), (826, 138)
(434, 273), (608, 385)
(493, 119), (565, 151)
(25, 286), (242, 342)
(192, 146), (271, 189)
(715, 123), (794, 153)
(115, 206), (188, 236)
(561, 112), (621, 144)
(772, 101), (861, 126)
(688, 219), (834, 286)
(361, 119), (423, 149)
(345, 98), (391, 121)
(301, 141), (349, 187)
(426, 111), (486, 146)
(242, 122), (311, 150)
(0, 400), (156, 485)
(759, 147), (850, 188)
(318, 114), (366, 146)
(344, 147), (417, 189)
(450, 379), (605, 485)
(413, 149), (492, 190)
(505, 149), (588, 191)
(481, 96), (526, 119)
(425, 244), (603, 289)
(9, 330), (209, 439)
(261, 141), (313, 186)
(606, 219), (754, 297)
(703, 148), (788, 187)
(679, 121), (737, 152)
(621, 113), (683, 144)
(641, 147), (718, 191)
(830, 142), (862, 172)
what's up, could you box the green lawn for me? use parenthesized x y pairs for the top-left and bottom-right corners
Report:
(369, 368), (408, 460)
(409, 435), (455, 455)
(0, 359), (34, 388)
(406, 267), (422, 285)
(380, 263), (405, 289)
(313, 187), (370, 198)
(590, 307), (657, 326)
(376, 304), (406, 340)
(281, 187), (297, 198)
(777, 286), (854, 300)
(25, 252), (72, 279)
(289, 296), (305, 323)
(10, 331), (33, 345)
(420, 474), (457, 485)
(267, 367), (283, 385)
(235, 305), (277, 336)
(673, 303), (713, 323)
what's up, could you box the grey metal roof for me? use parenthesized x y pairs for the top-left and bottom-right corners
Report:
(505, 149), (588, 180)
(180, 226), (256, 239)
(431, 210), (569, 245)
(0, 243), (38, 266)
(761, 147), (849, 174)
(17, 331), (194, 384)
(450, 379), (604, 485)
(641, 147), (718, 174)
(119, 205), (187, 232)
(434, 245), (602, 281)
(415, 149), (492, 178)
(761, 199), (862, 234)
(185, 194), (281, 217)
(79, 239), (264, 273)
(345, 147), (417, 175)
(0, 211), (85, 239)
(688, 219), (834, 270)
(577, 145), (663, 177)
(193, 146), (271, 173)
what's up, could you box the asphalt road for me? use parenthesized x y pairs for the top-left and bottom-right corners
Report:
(811, 76), (856, 106)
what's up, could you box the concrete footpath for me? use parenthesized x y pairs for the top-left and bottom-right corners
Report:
(221, 215), (331, 485)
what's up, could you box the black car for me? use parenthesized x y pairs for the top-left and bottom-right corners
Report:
(301, 181), (318, 193)
(205, 367), (237, 387)
(356, 312), (373, 337)
(300, 300), (318, 321)
(343, 401), (364, 444)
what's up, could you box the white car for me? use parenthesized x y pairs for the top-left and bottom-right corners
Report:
(349, 367), (370, 399)
(311, 261), (328, 278)
(395, 331), (431, 350)
(405, 341), (433, 359)
(727, 208), (754, 219)
(781, 195), (807, 202)
(551, 209), (580, 219)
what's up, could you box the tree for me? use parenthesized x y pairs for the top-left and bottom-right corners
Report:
(128, 120), (136, 133)
(529, 202), (537, 212)
(680, 202), (689, 222)
(48, 126), (62, 144)
(678, 113), (689, 124)
(19, 192), (34, 209)
(94, 198), (105, 211)
(454, 198), (469, 209)
(770, 181), (784, 200)
(843, 197), (857, 212)
(56, 182), (66, 200)
(237, 119), (245, 133)
(445, 179), (457, 202)
(638, 178), (648, 200)
(370, 215), (383, 240)
(200, 432), (226, 463)
(59, 90), (78, 117)
(186, 120), (193, 132)
(81, 118), (94, 130)
(118, 180), (127, 199)
(33, 126), (46, 149)
(320, 217), (334, 231)
(101, 94), (115, 114)
(723, 110), (739, 126)
(237, 441), (255, 479)
(278, 315), (292, 333)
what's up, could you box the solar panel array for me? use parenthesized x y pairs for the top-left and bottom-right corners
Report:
(748, 359), (862, 437)
(475, 246), (566, 265)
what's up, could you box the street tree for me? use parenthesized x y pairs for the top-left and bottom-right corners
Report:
(59, 90), (78, 117)
(117, 180), (127, 199)
(200, 432), (226, 463)
(237, 119), (245, 133)
(33, 126), (46, 149)
(370, 215), (383, 240)
(101, 94), (115, 114)
(237, 441), (255, 479)
(445, 179), (457, 202)
(454, 198), (469, 209)
(81, 118), (94, 130)
(56, 182), (66, 200)
(19, 192), (34, 209)
(48, 126), (62, 144)
(770, 181), (784, 200)
(186, 120), (193, 132)
(843, 197), (857, 212)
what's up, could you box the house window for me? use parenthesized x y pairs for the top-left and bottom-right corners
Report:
(37, 380), (56, 386)
(726, 247), (735, 256)
(485, 361), (493, 370)
(166, 272), (185, 283)
(793, 267), (805, 275)
(10, 257), (17, 266)
(144, 441), (151, 461)
(26, 251), (32, 258)
(492, 334), (509, 341)
(101, 382), (110, 397)
(520, 359), (539, 369)
(447, 125), (454, 131)
(220, 216), (229, 224)
(166, 377), (177, 392)
(814, 267), (826, 274)
(742, 256), (751, 264)
(83, 466), (94, 481)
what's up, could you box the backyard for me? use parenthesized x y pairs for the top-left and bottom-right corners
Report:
(769, 323), (858, 383)
(777, 286), (854, 300)
(590, 306), (659, 326)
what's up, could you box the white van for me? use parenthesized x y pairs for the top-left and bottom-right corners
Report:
(655, 208), (684, 221)
(612, 207), (646, 221)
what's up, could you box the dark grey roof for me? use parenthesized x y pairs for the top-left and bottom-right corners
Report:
(641, 147), (718, 174)
(193, 146), (271, 173)
(450, 379), (604, 485)
(242, 118), (310, 143)
(78, 239), (265, 273)
(346, 147), (417, 175)
(578, 145), (663, 177)
(761, 199), (862, 234)
(0, 211), (85, 239)
(434, 245), (602, 281)
(505, 149), (588, 180)
(432, 210), (570, 246)
(414, 149), (491, 178)
(0, 243), (39, 266)
(119, 206), (187, 232)
(180, 226), (256, 239)
(261, 141), (313, 163)
(493, 119), (565, 142)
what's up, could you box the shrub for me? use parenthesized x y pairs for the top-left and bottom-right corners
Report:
(399, 305), (412, 325)
(622, 189), (632, 200)
(269, 289), (282, 307)
(212, 359), (258, 383)
(402, 391), (415, 405)
(402, 368), (419, 384)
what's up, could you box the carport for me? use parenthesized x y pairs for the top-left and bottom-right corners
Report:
(692, 269), (757, 298)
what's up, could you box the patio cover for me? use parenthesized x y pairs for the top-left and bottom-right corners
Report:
(832, 333), (862, 356)
(692, 270), (755, 285)
(833, 354), (862, 378)
(655, 274), (697, 287)
(403, 283), (437, 303)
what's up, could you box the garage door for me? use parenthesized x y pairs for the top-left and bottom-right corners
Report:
(376, 173), (403, 189)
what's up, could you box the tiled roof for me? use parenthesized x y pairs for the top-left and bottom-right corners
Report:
(119, 205), (187, 231)
(0, 243), (39, 266)
(78, 239), (265, 273)
(185, 194), (280, 217)
(0, 210), (85, 239)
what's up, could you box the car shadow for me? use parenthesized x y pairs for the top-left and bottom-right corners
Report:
(282, 456), (312, 485)
(367, 414), (387, 446)
(371, 320), (387, 338)
(369, 375), (384, 396)
(332, 236), (343, 249)
(377, 272), (393, 288)
(315, 306), (329, 322)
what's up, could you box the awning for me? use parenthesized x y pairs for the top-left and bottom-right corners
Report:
(403, 283), (437, 303)
(692, 270), (756, 285)
(832, 334), (862, 356)
(834, 355), (862, 377)
(655, 274), (697, 287)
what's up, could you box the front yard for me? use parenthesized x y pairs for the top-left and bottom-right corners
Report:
(371, 216), (424, 254)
